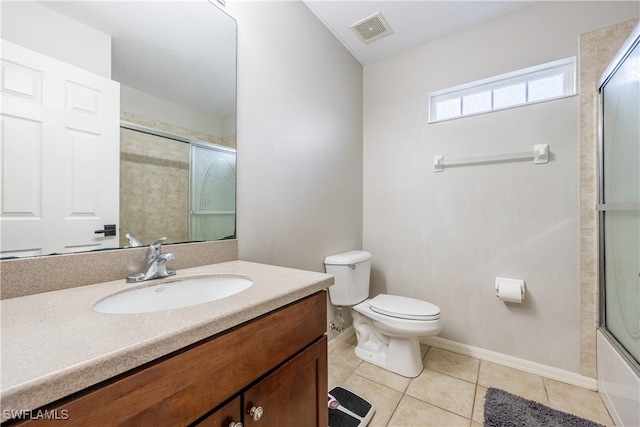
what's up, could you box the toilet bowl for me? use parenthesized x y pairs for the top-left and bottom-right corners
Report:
(324, 250), (442, 378)
(351, 294), (441, 377)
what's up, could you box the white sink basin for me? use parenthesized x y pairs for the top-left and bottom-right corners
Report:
(93, 275), (253, 314)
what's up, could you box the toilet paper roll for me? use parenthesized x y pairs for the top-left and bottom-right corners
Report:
(495, 277), (525, 303)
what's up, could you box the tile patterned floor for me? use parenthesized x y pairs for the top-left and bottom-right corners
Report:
(328, 335), (615, 426)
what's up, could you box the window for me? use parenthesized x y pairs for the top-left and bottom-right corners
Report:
(428, 57), (576, 123)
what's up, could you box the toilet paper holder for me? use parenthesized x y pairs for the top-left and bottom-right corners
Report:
(495, 277), (526, 303)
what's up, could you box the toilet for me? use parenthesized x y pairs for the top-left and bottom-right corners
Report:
(324, 250), (441, 378)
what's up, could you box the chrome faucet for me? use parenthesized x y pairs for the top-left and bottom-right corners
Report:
(125, 232), (142, 247)
(126, 237), (176, 283)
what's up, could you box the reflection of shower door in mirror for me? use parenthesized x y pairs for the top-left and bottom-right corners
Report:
(0, 41), (120, 257)
(599, 39), (640, 365)
(190, 144), (236, 241)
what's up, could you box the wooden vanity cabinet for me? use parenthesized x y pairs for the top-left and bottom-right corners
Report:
(10, 291), (328, 427)
(196, 337), (327, 427)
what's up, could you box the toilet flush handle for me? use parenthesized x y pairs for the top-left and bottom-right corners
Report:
(348, 264), (356, 270)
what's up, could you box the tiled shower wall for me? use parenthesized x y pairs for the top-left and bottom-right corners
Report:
(120, 127), (189, 246)
(119, 112), (236, 247)
(579, 18), (638, 378)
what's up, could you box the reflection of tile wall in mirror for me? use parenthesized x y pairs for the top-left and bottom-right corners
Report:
(119, 114), (185, 247)
(119, 112), (237, 248)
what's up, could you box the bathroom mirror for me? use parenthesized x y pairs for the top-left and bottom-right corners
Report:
(0, 0), (237, 258)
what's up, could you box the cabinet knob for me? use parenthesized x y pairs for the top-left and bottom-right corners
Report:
(229, 423), (243, 427)
(249, 406), (263, 422)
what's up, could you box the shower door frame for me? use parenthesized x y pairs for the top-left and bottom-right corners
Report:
(596, 24), (640, 375)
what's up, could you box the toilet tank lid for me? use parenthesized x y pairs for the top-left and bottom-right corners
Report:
(324, 250), (372, 265)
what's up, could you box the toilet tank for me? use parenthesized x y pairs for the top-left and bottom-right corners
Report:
(324, 250), (372, 306)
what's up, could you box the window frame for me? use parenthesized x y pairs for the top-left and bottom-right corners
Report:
(428, 56), (577, 123)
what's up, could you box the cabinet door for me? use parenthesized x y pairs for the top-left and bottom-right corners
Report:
(194, 396), (242, 427)
(243, 336), (327, 427)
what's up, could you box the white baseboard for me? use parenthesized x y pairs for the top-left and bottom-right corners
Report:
(329, 329), (597, 390)
(328, 326), (355, 352)
(421, 336), (598, 391)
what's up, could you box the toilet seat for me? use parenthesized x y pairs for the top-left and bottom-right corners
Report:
(369, 294), (440, 321)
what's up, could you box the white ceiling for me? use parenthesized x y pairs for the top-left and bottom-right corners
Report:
(304, 1), (541, 65)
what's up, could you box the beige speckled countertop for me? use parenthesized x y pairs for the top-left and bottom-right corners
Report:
(0, 260), (333, 416)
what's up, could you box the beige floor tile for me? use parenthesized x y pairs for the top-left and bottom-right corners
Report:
(424, 347), (480, 383)
(544, 378), (614, 426)
(354, 362), (412, 393)
(477, 361), (548, 404)
(387, 395), (470, 427)
(330, 340), (614, 427)
(328, 341), (362, 390)
(406, 368), (476, 418)
(470, 422), (482, 427)
(329, 341), (363, 372)
(471, 385), (488, 424)
(420, 343), (430, 358)
(342, 374), (403, 427)
(329, 363), (355, 391)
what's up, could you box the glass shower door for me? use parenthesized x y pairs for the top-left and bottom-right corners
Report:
(190, 144), (236, 241)
(599, 39), (640, 365)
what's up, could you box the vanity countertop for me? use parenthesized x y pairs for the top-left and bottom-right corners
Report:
(0, 260), (333, 416)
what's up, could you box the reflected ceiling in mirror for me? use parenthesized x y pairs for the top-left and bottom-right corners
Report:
(0, 1), (237, 258)
(42, 1), (236, 122)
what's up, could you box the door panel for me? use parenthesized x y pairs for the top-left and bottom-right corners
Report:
(600, 40), (640, 364)
(0, 40), (119, 257)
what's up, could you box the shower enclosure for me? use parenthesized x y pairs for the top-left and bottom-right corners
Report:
(597, 23), (639, 427)
(119, 122), (236, 246)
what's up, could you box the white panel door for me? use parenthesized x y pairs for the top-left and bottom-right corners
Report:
(0, 40), (120, 257)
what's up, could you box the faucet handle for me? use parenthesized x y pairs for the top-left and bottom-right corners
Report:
(150, 237), (167, 248)
(147, 237), (168, 260)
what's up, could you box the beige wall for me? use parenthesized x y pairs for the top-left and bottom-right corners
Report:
(227, 1), (364, 338)
(578, 19), (638, 378)
(362, 1), (638, 374)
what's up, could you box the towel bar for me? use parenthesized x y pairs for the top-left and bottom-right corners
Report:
(433, 144), (549, 172)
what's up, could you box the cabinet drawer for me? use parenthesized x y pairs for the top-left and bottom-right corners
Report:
(193, 396), (242, 427)
(14, 291), (327, 426)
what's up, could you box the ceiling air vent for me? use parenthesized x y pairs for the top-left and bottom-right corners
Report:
(351, 12), (393, 44)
